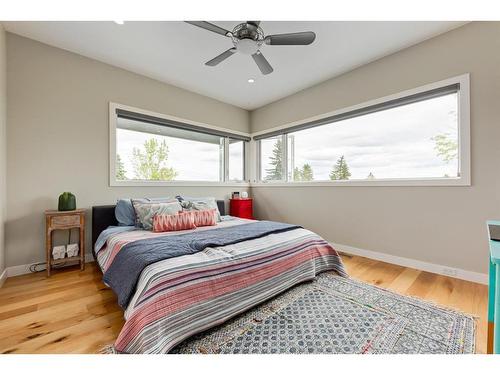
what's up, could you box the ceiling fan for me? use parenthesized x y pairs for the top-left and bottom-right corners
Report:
(185, 21), (316, 75)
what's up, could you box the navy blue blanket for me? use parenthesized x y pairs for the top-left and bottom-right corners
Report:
(103, 221), (301, 308)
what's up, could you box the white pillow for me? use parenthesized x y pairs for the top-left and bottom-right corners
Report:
(179, 196), (221, 222)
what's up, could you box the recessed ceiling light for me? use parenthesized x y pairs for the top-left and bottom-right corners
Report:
(247, 78), (255, 83)
(114, 20), (124, 25)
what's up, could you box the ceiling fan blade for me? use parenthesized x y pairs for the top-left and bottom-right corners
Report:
(264, 31), (316, 45)
(185, 21), (231, 37)
(252, 51), (273, 75)
(205, 48), (236, 66)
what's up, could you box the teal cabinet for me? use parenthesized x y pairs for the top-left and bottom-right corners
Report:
(487, 220), (500, 354)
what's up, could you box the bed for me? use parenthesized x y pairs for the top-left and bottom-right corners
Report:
(92, 201), (347, 354)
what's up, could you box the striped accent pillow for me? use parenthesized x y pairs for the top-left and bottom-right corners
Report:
(192, 208), (217, 227)
(153, 211), (196, 232)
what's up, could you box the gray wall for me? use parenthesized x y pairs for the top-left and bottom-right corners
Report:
(5, 22), (500, 275)
(6, 33), (249, 267)
(250, 22), (500, 274)
(0, 25), (6, 275)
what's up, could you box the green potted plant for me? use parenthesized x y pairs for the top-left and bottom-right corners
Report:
(58, 192), (76, 211)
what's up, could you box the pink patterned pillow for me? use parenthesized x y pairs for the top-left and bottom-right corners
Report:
(192, 208), (217, 227)
(153, 211), (196, 232)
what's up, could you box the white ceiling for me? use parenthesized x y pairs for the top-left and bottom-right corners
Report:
(4, 21), (466, 110)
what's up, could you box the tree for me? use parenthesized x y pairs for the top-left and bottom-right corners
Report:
(265, 138), (283, 180)
(432, 133), (458, 163)
(131, 138), (177, 180)
(116, 154), (128, 180)
(302, 164), (314, 181)
(294, 163), (314, 181)
(329, 155), (351, 180)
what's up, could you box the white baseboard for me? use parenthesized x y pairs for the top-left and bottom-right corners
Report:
(331, 242), (488, 285)
(0, 267), (7, 288)
(2, 253), (95, 280)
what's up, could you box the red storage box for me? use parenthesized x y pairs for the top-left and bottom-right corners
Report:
(229, 198), (254, 219)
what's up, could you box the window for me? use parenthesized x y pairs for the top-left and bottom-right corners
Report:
(111, 105), (249, 185)
(259, 136), (285, 181)
(256, 75), (469, 186)
(228, 139), (245, 181)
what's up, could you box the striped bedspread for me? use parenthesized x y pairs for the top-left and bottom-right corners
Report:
(96, 218), (347, 354)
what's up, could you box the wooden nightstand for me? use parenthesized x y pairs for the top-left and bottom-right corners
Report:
(45, 209), (86, 277)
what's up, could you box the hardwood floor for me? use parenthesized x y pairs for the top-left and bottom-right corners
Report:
(0, 263), (124, 354)
(0, 255), (488, 354)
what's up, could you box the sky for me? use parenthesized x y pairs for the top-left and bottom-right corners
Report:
(116, 129), (244, 181)
(261, 93), (459, 180)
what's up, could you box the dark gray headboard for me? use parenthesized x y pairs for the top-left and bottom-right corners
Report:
(91, 200), (226, 257)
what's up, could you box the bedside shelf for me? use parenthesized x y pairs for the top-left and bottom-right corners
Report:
(45, 209), (86, 277)
(50, 256), (82, 266)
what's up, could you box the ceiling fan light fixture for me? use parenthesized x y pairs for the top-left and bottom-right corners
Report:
(234, 38), (260, 55)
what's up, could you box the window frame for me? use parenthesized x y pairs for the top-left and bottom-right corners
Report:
(109, 102), (251, 187)
(254, 74), (470, 187)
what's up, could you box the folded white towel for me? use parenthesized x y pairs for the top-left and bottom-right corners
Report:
(66, 243), (79, 257)
(52, 245), (66, 260)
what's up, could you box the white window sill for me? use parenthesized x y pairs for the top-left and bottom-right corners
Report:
(111, 180), (251, 187)
(111, 177), (470, 188)
(251, 177), (470, 187)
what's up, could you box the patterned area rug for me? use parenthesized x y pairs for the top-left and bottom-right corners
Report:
(171, 273), (476, 354)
